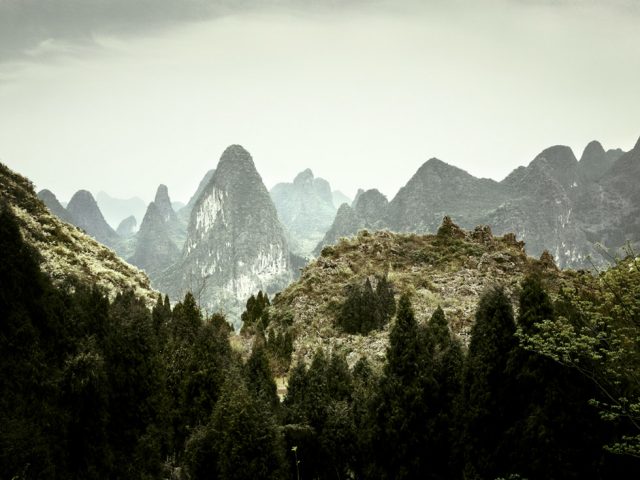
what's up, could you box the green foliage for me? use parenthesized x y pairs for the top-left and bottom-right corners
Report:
(462, 286), (518, 479)
(266, 327), (294, 373)
(245, 339), (280, 411)
(210, 371), (286, 480)
(335, 275), (396, 335)
(369, 294), (438, 479)
(522, 256), (640, 458)
(283, 351), (357, 479)
(240, 290), (271, 335)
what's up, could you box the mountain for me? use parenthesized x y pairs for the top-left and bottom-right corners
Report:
(129, 201), (180, 279)
(576, 136), (640, 251)
(66, 190), (120, 248)
(158, 145), (292, 325)
(270, 168), (337, 257)
(0, 162), (157, 305)
(178, 168), (215, 224)
(153, 183), (186, 248)
(95, 191), (147, 230)
(578, 140), (624, 182)
(154, 184), (178, 224)
(316, 138), (639, 268)
(314, 203), (366, 255)
(314, 189), (388, 255)
(353, 188), (388, 227)
(386, 158), (507, 233)
(265, 218), (569, 371)
(116, 215), (137, 237)
(332, 190), (351, 209)
(37, 188), (76, 224)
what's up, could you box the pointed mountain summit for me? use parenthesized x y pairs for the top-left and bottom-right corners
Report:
(159, 145), (292, 324)
(66, 190), (119, 248)
(386, 158), (506, 233)
(154, 184), (178, 224)
(129, 201), (179, 278)
(270, 168), (337, 256)
(578, 140), (623, 182)
(353, 188), (388, 227)
(37, 189), (76, 224)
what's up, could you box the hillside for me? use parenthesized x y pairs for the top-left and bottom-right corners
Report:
(266, 217), (579, 371)
(0, 162), (158, 306)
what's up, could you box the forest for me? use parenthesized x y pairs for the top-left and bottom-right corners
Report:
(2, 198), (640, 480)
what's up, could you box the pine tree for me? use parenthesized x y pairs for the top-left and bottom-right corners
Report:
(371, 294), (435, 479)
(211, 370), (285, 480)
(462, 286), (518, 479)
(245, 338), (280, 411)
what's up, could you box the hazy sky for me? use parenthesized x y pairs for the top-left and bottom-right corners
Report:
(0, 0), (639, 204)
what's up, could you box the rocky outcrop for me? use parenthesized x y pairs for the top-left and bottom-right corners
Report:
(267, 218), (572, 372)
(158, 145), (292, 325)
(270, 169), (337, 257)
(66, 190), (120, 248)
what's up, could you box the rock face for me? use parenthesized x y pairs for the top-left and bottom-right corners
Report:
(177, 168), (215, 224)
(318, 138), (640, 268)
(314, 203), (366, 255)
(129, 201), (179, 279)
(159, 145), (292, 325)
(116, 215), (137, 237)
(66, 190), (120, 248)
(0, 162), (157, 306)
(270, 168), (337, 257)
(95, 191), (147, 230)
(37, 189), (76, 224)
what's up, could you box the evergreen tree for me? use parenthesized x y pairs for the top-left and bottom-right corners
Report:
(422, 306), (464, 480)
(371, 294), (435, 479)
(245, 338), (280, 411)
(462, 286), (518, 479)
(104, 291), (169, 479)
(210, 370), (285, 480)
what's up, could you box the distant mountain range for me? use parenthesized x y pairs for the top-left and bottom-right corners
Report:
(29, 135), (640, 322)
(316, 138), (640, 268)
(270, 168), (338, 257)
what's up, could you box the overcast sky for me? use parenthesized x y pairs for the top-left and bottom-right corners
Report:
(0, 0), (639, 203)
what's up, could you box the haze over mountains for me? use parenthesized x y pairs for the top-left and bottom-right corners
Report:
(30, 135), (640, 322)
